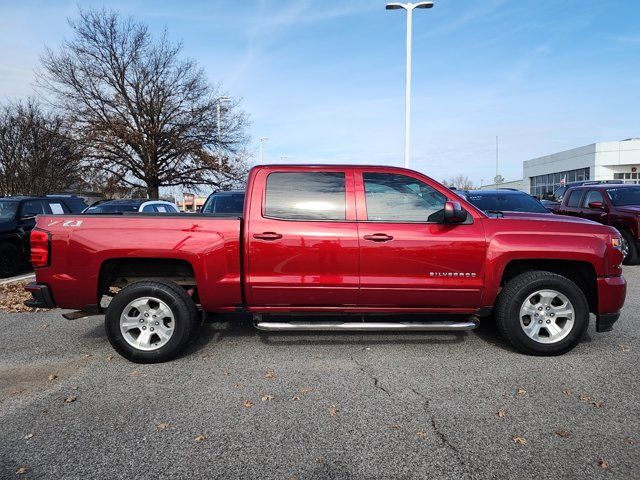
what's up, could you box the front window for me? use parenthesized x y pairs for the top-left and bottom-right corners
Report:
(0, 200), (19, 220)
(363, 173), (447, 222)
(466, 192), (548, 213)
(606, 186), (640, 206)
(85, 203), (140, 213)
(265, 172), (346, 221)
(202, 193), (245, 215)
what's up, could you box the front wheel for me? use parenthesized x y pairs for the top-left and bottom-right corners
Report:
(105, 280), (198, 363)
(618, 228), (639, 265)
(495, 271), (589, 356)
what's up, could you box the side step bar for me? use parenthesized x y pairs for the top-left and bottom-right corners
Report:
(254, 317), (479, 332)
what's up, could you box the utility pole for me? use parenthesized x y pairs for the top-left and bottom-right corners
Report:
(259, 137), (269, 164)
(215, 96), (230, 167)
(386, 2), (434, 168)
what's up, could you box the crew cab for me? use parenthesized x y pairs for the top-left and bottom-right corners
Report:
(555, 183), (640, 264)
(25, 165), (627, 362)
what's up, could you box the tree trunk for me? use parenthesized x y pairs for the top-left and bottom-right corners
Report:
(147, 184), (159, 199)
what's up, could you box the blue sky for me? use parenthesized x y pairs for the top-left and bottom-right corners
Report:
(1, 0), (639, 186)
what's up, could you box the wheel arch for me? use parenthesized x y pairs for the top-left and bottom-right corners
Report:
(499, 259), (598, 313)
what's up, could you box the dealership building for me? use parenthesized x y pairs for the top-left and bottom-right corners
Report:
(482, 138), (640, 197)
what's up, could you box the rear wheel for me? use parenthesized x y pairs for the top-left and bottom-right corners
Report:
(618, 229), (639, 265)
(496, 271), (589, 356)
(105, 280), (198, 363)
(0, 243), (21, 278)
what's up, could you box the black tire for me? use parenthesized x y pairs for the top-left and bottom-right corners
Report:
(619, 228), (639, 265)
(0, 243), (21, 278)
(495, 271), (589, 356)
(105, 280), (198, 363)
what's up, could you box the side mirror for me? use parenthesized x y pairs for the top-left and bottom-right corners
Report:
(588, 201), (604, 210)
(444, 201), (467, 224)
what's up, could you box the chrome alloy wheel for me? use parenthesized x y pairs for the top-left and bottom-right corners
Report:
(119, 297), (175, 351)
(519, 289), (575, 344)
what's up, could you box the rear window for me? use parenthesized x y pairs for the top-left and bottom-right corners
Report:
(566, 190), (583, 207)
(85, 203), (139, 213)
(466, 192), (548, 213)
(265, 172), (346, 221)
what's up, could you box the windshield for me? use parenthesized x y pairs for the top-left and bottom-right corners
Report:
(0, 200), (19, 220)
(606, 186), (640, 206)
(202, 192), (245, 214)
(85, 203), (140, 213)
(466, 192), (548, 213)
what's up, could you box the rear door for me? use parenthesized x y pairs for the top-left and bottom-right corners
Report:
(245, 168), (359, 307)
(558, 189), (585, 217)
(356, 170), (486, 308)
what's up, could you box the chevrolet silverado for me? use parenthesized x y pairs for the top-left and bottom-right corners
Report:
(25, 165), (627, 362)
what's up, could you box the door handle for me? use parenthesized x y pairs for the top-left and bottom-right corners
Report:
(363, 233), (394, 242)
(253, 232), (283, 241)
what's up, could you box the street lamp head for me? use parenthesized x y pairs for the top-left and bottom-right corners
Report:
(385, 3), (406, 10)
(260, 137), (269, 142)
(415, 2), (434, 8)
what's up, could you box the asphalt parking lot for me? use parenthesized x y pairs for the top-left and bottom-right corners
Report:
(1, 269), (638, 479)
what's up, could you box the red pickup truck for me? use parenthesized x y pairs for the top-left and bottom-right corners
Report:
(25, 165), (627, 362)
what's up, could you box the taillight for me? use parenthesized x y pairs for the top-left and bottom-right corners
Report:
(30, 229), (50, 268)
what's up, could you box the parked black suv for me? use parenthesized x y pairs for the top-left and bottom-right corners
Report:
(0, 196), (87, 277)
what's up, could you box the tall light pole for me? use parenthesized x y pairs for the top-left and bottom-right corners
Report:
(259, 137), (269, 164)
(386, 2), (434, 169)
(215, 96), (230, 166)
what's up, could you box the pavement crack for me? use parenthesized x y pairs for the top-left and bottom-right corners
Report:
(351, 357), (391, 397)
(411, 387), (464, 462)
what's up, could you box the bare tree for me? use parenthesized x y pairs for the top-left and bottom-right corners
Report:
(0, 99), (82, 196)
(442, 175), (474, 190)
(39, 8), (250, 199)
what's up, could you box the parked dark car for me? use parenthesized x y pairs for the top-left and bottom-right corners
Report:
(201, 190), (245, 215)
(84, 199), (179, 214)
(458, 189), (550, 215)
(0, 195), (87, 277)
(542, 180), (624, 209)
(555, 183), (640, 264)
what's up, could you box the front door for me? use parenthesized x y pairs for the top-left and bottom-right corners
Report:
(246, 169), (359, 307)
(581, 189), (608, 224)
(356, 170), (486, 308)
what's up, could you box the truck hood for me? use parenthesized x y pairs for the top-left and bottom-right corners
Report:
(616, 206), (640, 215)
(494, 212), (599, 225)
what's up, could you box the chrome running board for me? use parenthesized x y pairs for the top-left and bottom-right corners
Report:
(253, 316), (479, 332)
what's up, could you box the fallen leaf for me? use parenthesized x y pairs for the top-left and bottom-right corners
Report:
(41, 323), (49, 328)
(106, 355), (114, 361)
(48, 374), (57, 381)
(15, 467), (30, 475)
(623, 438), (635, 445)
(233, 383), (242, 389)
(328, 405), (339, 417)
(314, 457), (325, 464)
(300, 387), (312, 395)
(597, 459), (609, 470)
(554, 429), (572, 438)
(83, 353), (93, 358)
(23, 433), (34, 440)
(11, 389), (24, 395)
(130, 370), (146, 377)
(389, 423), (402, 430)
(291, 395), (300, 401)
(41, 409), (48, 415)
(265, 369), (276, 379)
(579, 394), (593, 403)
(496, 408), (507, 418)
(223, 370), (230, 377)
(243, 399), (255, 409)
(416, 431), (428, 439)
(516, 388), (526, 396)
(512, 435), (528, 446)
(562, 388), (572, 396)
(195, 434), (207, 442)
(261, 395), (274, 402)
(591, 401), (605, 409)
(64, 395), (77, 404)
(619, 344), (631, 352)
(157, 423), (170, 431)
